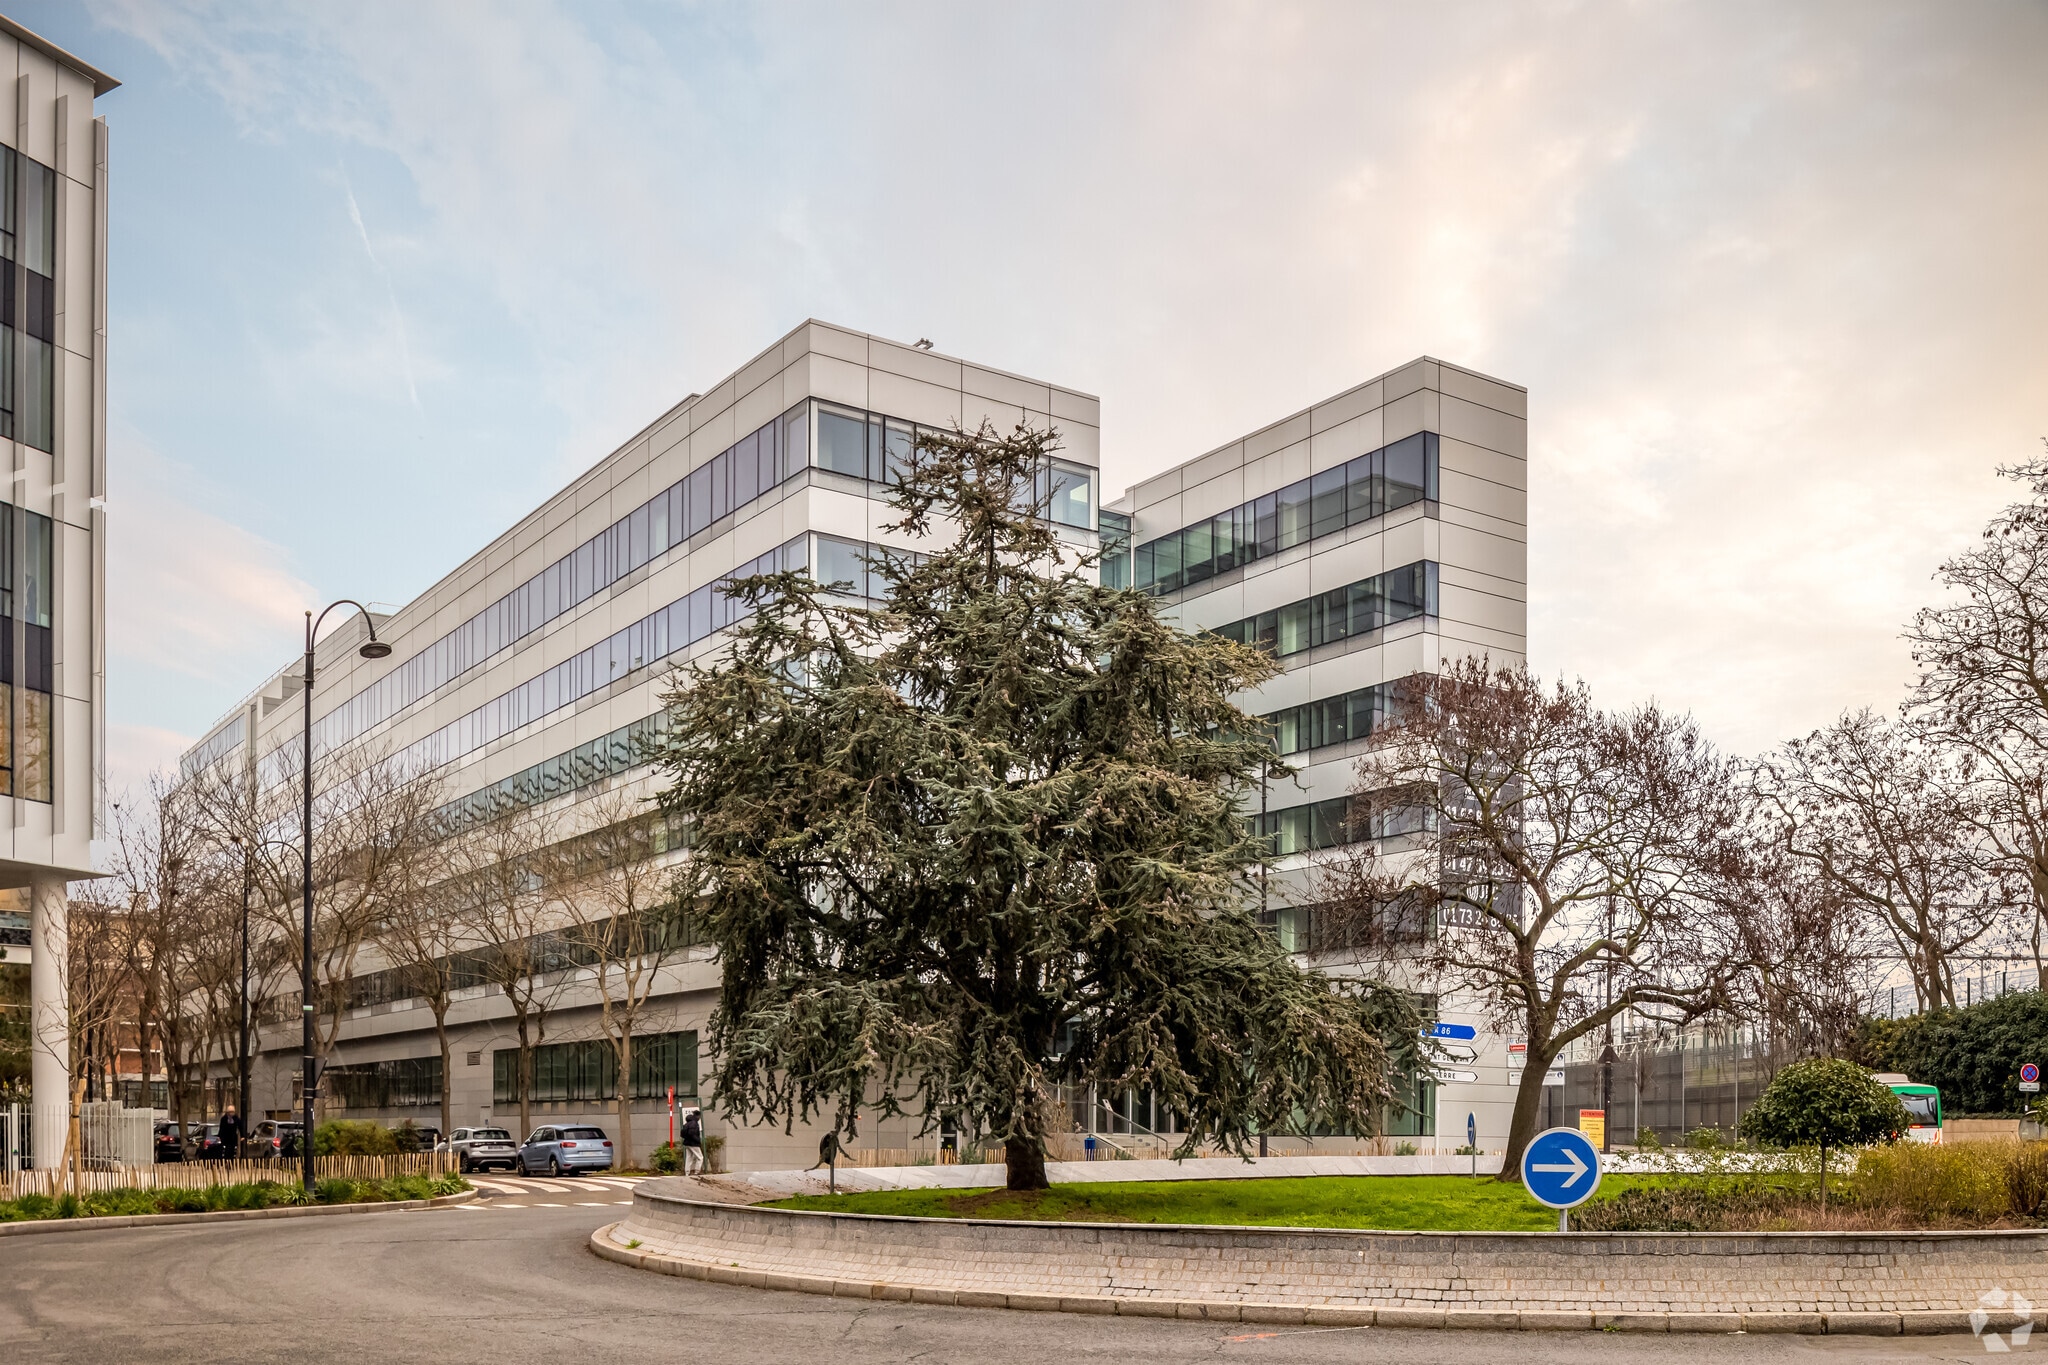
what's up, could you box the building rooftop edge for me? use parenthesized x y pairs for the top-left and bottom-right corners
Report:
(1104, 355), (1524, 513)
(0, 15), (120, 97)
(177, 318), (1097, 764)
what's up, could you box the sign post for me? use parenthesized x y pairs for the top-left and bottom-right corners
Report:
(1467, 1113), (1477, 1178)
(1521, 1126), (1603, 1232)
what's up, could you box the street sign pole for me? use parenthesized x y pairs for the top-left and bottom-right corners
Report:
(1467, 1113), (1477, 1178)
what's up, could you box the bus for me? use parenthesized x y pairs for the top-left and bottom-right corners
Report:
(1874, 1073), (1942, 1144)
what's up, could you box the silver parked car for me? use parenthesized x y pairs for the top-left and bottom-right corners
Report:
(442, 1126), (520, 1173)
(517, 1125), (614, 1177)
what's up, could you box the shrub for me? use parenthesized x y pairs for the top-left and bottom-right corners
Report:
(1571, 1183), (1798, 1232)
(1393, 1141), (1419, 1156)
(315, 1120), (399, 1156)
(1851, 1141), (2017, 1222)
(1740, 1058), (1909, 1160)
(314, 1178), (359, 1204)
(1634, 1127), (1663, 1152)
(648, 1142), (684, 1174)
(1854, 991), (2048, 1115)
(390, 1120), (430, 1154)
(2009, 1143), (2048, 1219)
(1684, 1127), (1729, 1150)
(703, 1134), (725, 1173)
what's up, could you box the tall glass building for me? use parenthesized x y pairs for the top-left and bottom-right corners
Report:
(0, 17), (118, 1169)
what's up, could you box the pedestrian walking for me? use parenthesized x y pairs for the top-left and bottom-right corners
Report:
(680, 1105), (705, 1176)
(217, 1105), (243, 1161)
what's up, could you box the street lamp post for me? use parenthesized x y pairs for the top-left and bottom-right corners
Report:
(299, 602), (391, 1193)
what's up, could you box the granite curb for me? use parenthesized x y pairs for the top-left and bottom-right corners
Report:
(0, 1187), (476, 1237)
(585, 1222), (1998, 1337)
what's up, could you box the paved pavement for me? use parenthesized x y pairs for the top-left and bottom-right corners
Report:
(0, 1191), (2012, 1363)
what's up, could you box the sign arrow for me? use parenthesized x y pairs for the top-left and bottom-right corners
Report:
(1530, 1148), (1588, 1187)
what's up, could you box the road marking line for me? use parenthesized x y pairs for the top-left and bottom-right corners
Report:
(577, 1201), (607, 1206)
(535, 1202), (566, 1208)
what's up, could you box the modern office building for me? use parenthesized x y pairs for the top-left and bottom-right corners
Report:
(181, 324), (1526, 1168)
(1102, 358), (1529, 1148)
(0, 18), (116, 1168)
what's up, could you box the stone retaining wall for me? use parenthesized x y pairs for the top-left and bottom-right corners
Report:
(600, 1179), (2048, 1334)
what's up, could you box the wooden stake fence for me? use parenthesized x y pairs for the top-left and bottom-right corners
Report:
(2, 1151), (455, 1200)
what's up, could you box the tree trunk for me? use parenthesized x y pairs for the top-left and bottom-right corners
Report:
(433, 1009), (452, 1145)
(1496, 1052), (1554, 1181)
(515, 1014), (534, 1139)
(616, 1032), (634, 1168)
(1004, 1136), (1048, 1191)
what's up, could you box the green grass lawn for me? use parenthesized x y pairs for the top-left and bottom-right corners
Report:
(769, 1174), (1664, 1232)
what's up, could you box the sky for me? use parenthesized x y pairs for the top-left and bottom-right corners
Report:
(8, 1), (2044, 795)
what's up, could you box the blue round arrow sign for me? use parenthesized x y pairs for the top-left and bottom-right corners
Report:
(1520, 1126), (1603, 1209)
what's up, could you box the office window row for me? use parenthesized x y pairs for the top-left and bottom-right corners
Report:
(492, 1030), (698, 1105)
(388, 537), (806, 778)
(1210, 561), (1437, 660)
(0, 147), (56, 453)
(813, 400), (1096, 530)
(1261, 679), (1407, 758)
(1127, 433), (1438, 597)
(327, 1055), (444, 1110)
(303, 396), (1080, 768)
(0, 503), (54, 801)
(1256, 794), (1433, 857)
(434, 710), (671, 835)
(181, 713), (247, 780)
(313, 402), (808, 758)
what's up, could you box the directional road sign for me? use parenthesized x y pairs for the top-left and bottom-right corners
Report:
(1520, 1126), (1603, 1210)
(1437, 1042), (1479, 1062)
(1423, 1022), (1477, 1041)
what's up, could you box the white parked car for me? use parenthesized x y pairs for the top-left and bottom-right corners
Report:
(441, 1126), (521, 1173)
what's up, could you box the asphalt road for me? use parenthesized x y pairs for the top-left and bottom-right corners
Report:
(0, 1195), (2017, 1364)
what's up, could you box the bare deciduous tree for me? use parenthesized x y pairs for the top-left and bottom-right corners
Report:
(1321, 661), (1743, 1175)
(1905, 450), (2048, 985)
(557, 785), (691, 1163)
(451, 807), (566, 1140)
(1761, 709), (2000, 1012)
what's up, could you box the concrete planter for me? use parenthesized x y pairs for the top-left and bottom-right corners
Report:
(593, 1179), (2046, 1335)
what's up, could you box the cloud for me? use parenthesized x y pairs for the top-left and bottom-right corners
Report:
(72, 0), (2048, 772)
(106, 428), (311, 701)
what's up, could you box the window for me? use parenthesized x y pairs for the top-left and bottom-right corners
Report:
(0, 503), (54, 801)
(816, 405), (872, 478)
(1131, 433), (1439, 595)
(1041, 461), (1094, 528)
(0, 148), (54, 454)
(492, 1030), (699, 1105)
(1098, 510), (1132, 590)
(326, 1056), (445, 1110)
(1211, 562), (1437, 660)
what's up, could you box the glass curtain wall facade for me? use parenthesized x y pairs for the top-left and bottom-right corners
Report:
(0, 146), (57, 453)
(0, 503), (54, 799)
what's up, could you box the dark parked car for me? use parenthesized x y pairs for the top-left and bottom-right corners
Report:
(246, 1119), (304, 1160)
(189, 1122), (224, 1160)
(152, 1121), (191, 1163)
(517, 1125), (614, 1177)
(392, 1123), (441, 1154)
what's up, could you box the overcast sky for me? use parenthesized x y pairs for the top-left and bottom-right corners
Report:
(12, 1), (2044, 794)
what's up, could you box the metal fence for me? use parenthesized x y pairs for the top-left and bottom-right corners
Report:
(1547, 1025), (1781, 1146)
(1867, 970), (2040, 1021)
